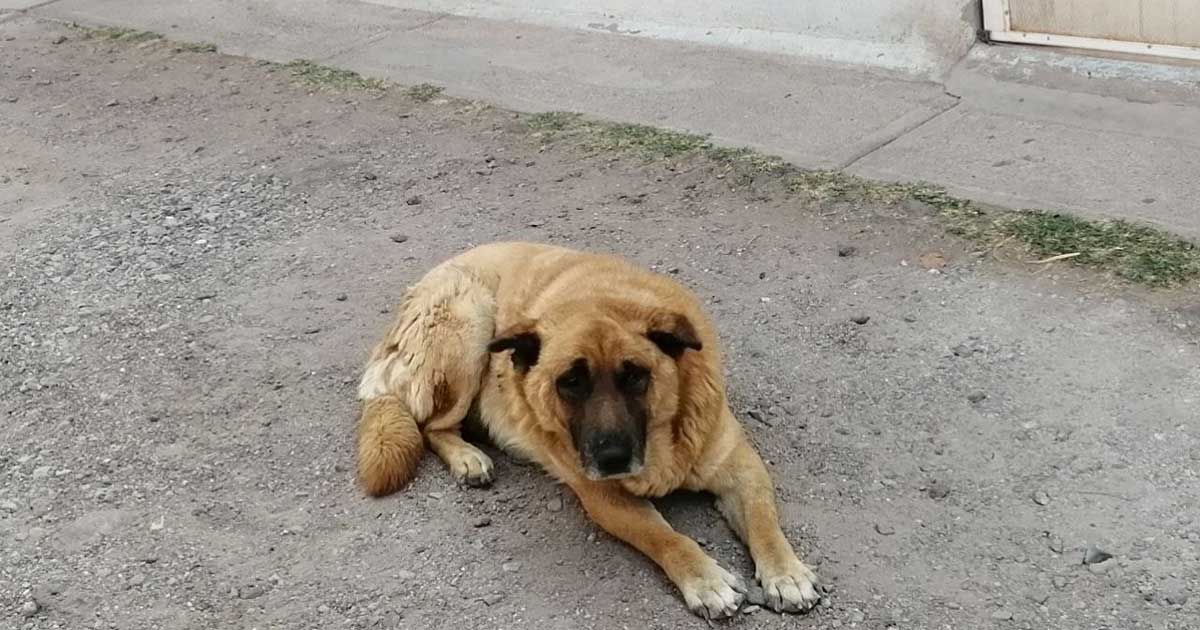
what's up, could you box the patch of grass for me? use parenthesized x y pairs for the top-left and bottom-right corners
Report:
(73, 24), (162, 43)
(522, 109), (1199, 287)
(403, 83), (444, 102)
(282, 60), (385, 91)
(1006, 212), (1200, 286)
(174, 41), (218, 53)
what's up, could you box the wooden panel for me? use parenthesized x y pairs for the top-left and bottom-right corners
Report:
(1007, 0), (1200, 47)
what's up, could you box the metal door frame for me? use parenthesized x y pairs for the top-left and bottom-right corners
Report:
(982, 0), (1200, 62)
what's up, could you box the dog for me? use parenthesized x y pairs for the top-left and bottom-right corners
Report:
(355, 242), (820, 618)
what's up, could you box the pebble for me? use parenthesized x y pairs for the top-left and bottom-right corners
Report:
(32, 465), (52, 479)
(52, 35), (68, 45)
(851, 315), (870, 325)
(990, 609), (1013, 621)
(744, 585), (767, 606)
(481, 593), (504, 606)
(849, 610), (865, 623)
(318, 604), (330, 613)
(21, 601), (39, 617)
(501, 561), (521, 572)
(1161, 579), (1188, 605)
(1047, 536), (1064, 554)
(238, 583), (266, 599)
(428, 492), (444, 500)
(390, 233), (410, 243)
(837, 245), (857, 257)
(966, 391), (987, 404)
(1031, 490), (1050, 506)
(743, 604), (761, 614)
(396, 570), (416, 581)
(1051, 575), (1069, 589)
(1082, 544), (1112, 565)
(926, 479), (950, 499)
(874, 522), (896, 536)
(336, 294), (348, 302)
(405, 196), (422, 206)
(546, 497), (563, 512)
(472, 516), (492, 528)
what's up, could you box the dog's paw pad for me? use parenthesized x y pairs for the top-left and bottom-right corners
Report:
(760, 563), (820, 613)
(680, 561), (746, 620)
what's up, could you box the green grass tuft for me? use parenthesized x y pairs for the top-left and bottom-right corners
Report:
(1005, 212), (1200, 286)
(282, 60), (386, 91)
(74, 25), (162, 43)
(403, 83), (444, 102)
(174, 41), (218, 53)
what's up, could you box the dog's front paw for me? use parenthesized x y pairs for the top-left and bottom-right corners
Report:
(678, 559), (746, 620)
(446, 445), (494, 487)
(759, 561), (820, 613)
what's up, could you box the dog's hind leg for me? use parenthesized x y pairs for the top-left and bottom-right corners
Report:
(357, 261), (497, 492)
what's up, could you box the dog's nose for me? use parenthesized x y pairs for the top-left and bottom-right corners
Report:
(591, 433), (633, 476)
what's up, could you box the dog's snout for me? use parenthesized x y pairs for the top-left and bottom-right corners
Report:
(590, 433), (634, 476)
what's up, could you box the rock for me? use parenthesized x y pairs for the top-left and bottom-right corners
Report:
(744, 585), (767, 606)
(21, 601), (39, 617)
(1047, 536), (1064, 554)
(318, 604), (330, 613)
(1161, 579), (1188, 605)
(336, 294), (348, 302)
(427, 492), (444, 500)
(874, 522), (896, 536)
(851, 315), (870, 325)
(127, 573), (146, 587)
(546, 497), (563, 512)
(1082, 545), (1112, 565)
(238, 583), (266, 599)
(52, 35), (68, 45)
(1032, 490), (1050, 506)
(1025, 588), (1050, 605)
(32, 465), (52, 478)
(390, 233), (409, 243)
(927, 479), (950, 499)
(990, 609), (1013, 621)
(405, 196), (422, 206)
(396, 570), (416, 581)
(837, 245), (856, 257)
(1087, 561), (1113, 575)
(481, 593), (504, 606)
(105, 99), (119, 107)
(501, 561), (521, 572)
(472, 517), (492, 528)
(849, 610), (866, 623)
(966, 391), (987, 404)
(743, 604), (761, 614)
(902, 315), (917, 323)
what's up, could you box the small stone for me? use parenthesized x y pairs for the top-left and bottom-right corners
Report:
(473, 517), (492, 528)
(1052, 575), (1069, 589)
(902, 315), (917, 323)
(546, 497), (563, 512)
(743, 604), (761, 614)
(990, 609), (1013, 621)
(1047, 536), (1064, 553)
(744, 585), (767, 606)
(239, 583), (266, 599)
(874, 522), (895, 536)
(105, 99), (119, 107)
(1162, 579), (1189, 605)
(1087, 561), (1113, 575)
(4, 96), (18, 103)
(1025, 589), (1050, 605)
(501, 561), (521, 572)
(481, 593), (504, 606)
(1082, 544), (1112, 565)
(52, 35), (68, 45)
(335, 294), (348, 302)
(405, 196), (422, 206)
(927, 479), (950, 499)
(837, 245), (856, 257)
(428, 492), (444, 500)
(1032, 490), (1050, 506)
(21, 601), (39, 617)
(396, 570), (416, 581)
(127, 573), (146, 587)
(851, 315), (870, 325)
(966, 391), (987, 404)
(849, 610), (865, 623)
(390, 233), (409, 243)
(317, 604), (330, 613)
(303, 327), (321, 334)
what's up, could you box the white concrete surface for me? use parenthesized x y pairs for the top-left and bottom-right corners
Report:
(22, 0), (1200, 239)
(363, 0), (980, 78)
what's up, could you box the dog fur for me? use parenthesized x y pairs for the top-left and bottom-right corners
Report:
(356, 242), (820, 618)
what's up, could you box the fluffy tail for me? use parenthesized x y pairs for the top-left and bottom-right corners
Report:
(357, 395), (424, 496)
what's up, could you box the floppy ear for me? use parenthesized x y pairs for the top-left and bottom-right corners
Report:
(487, 321), (541, 372)
(645, 311), (703, 359)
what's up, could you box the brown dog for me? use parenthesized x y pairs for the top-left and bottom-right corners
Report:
(356, 242), (820, 618)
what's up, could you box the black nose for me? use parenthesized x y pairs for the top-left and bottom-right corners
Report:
(591, 433), (633, 476)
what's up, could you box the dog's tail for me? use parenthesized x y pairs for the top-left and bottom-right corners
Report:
(357, 395), (423, 496)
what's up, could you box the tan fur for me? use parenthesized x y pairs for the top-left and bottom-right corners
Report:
(355, 242), (820, 617)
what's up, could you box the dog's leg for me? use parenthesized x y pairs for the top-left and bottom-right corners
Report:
(568, 480), (745, 619)
(707, 429), (821, 613)
(426, 427), (494, 487)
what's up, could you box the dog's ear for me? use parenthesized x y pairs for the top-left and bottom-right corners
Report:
(487, 320), (541, 372)
(645, 311), (702, 359)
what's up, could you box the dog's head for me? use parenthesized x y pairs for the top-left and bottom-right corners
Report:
(487, 307), (702, 480)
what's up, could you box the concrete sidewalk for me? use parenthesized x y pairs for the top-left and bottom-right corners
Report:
(8, 0), (1200, 239)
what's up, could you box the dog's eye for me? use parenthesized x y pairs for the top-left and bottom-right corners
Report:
(556, 361), (591, 401)
(618, 362), (650, 395)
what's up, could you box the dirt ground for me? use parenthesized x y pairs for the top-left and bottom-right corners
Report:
(2, 17), (1199, 630)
